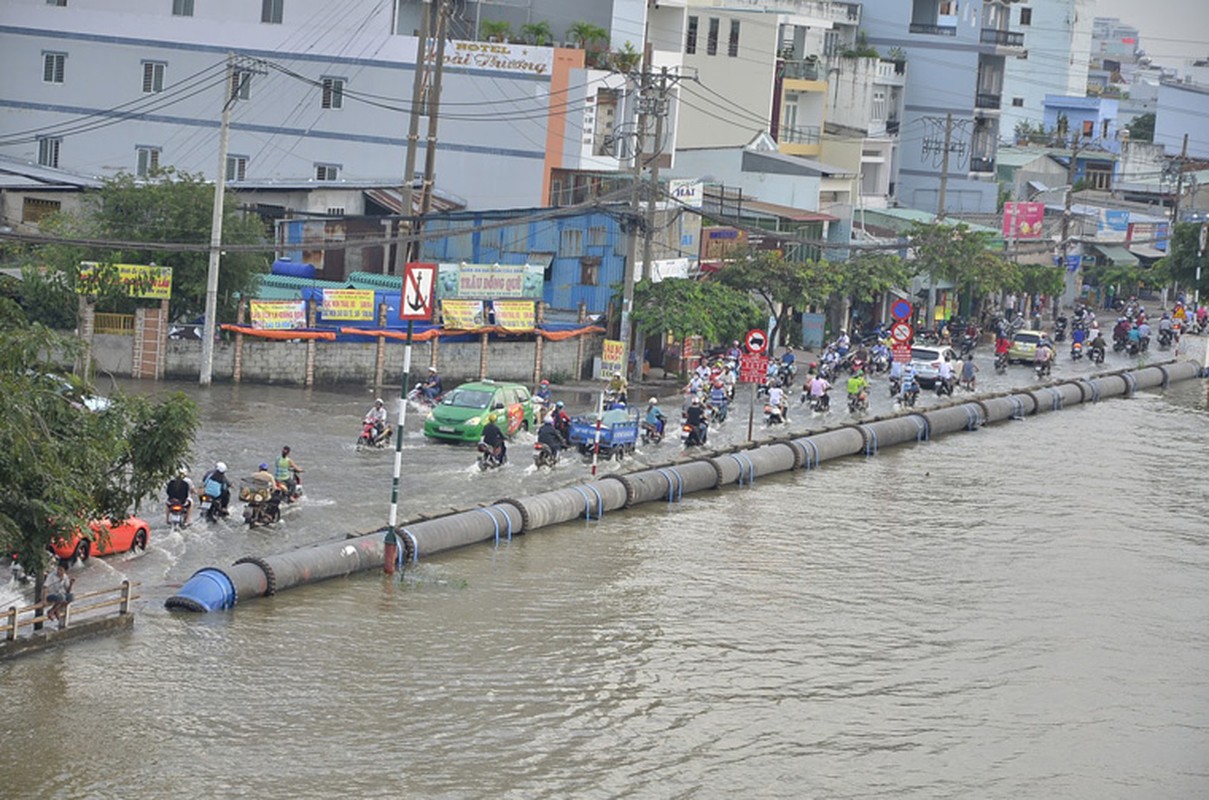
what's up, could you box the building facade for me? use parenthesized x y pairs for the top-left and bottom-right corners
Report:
(1000, 0), (1093, 140)
(862, 0), (1026, 214)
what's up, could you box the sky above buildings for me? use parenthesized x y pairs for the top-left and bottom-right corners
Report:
(1092, 0), (1209, 64)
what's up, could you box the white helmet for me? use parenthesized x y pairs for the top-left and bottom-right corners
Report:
(648, 397), (658, 405)
(215, 461), (227, 474)
(374, 398), (383, 405)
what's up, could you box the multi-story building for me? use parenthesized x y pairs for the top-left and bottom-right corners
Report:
(0, 0), (679, 214)
(1000, 0), (1093, 140)
(862, 0), (1026, 214)
(1090, 16), (1140, 66)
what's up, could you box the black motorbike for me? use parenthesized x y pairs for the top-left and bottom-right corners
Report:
(476, 440), (507, 471)
(1089, 345), (1106, 365)
(1070, 341), (1083, 361)
(994, 351), (1008, 374)
(764, 403), (786, 425)
(241, 469), (302, 527)
(889, 375), (902, 397)
(532, 442), (559, 469)
(1158, 328), (1173, 350)
(900, 384), (919, 408)
(680, 421), (707, 448)
(935, 376), (955, 397)
(810, 393), (830, 413)
(847, 392), (868, 414)
(1054, 317), (1068, 343)
(640, 417), (665, 445)
(197, 492), (225, 523)
(1035, 358), (1053, 379)
(959, 334), (977, 360)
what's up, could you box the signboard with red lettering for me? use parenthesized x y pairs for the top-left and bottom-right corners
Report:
(892, 342), (913, 363)
(739, 354), (769, 383)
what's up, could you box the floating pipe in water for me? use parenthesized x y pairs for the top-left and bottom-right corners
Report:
(167, 361), (1206, 612)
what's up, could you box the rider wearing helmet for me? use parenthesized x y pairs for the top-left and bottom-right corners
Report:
(365, 397), (388, 437)
(685, 395), (708, 442)
(607, 370), (628, 404)
(550, 399), (570, 441)
(535, 378), (552, 404)
(481, 412), (507, 462)
(165, 466), (195, 524)
(422, 366), (443, 402)
(201, 461), (232, 516)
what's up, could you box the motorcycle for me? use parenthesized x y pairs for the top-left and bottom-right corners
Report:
(1089, 346), (1106, 365)
(406, 386), (442, 409)
(241, 469), (303, 527)
(889, 375), (902, 397)
(1035, 358), (1052, 379)
(1054, 317), (1068, 343)
(476, 440), (506, 470)
(1158, 328), (1173, 350)
(810, 393), (830, 413)
(994, 351), (1008, 374)
(847, 391), (868, 414)
(197, 492), (225, 523)
(899, 384), (919, 408)
(764, 403), (786, 426)
(356, 419), (394, 451)
(533, 442), (559, 469)
(166, 499), (188, 529)
(9, 553), (29, 584)
(680, 421), (707, 448)
(935, 376), (954, 397)
(1070, 341), (1083, 361)
(1112, 335), (1127, 353)
(959, 334), (977, 360)
(709, 401), (729, 426)
(1126, 339), (1140, 356)
(640, 417), (665, 445)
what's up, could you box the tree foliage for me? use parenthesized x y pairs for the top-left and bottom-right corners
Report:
(519, 21), (552, 46)
(907, 220), (1018, 303)
(1125, 112), (1155, 143)
(1157, 222), (1209, 298)
(714, 250), (837, 340)
(480, 19), (512, 42)
(631, 278), (762, 344)
(0, 299), (199, 591)
(834, 252), (915, 302)
(18, 169), (268, 326)
(1014, 262), (1066, 297)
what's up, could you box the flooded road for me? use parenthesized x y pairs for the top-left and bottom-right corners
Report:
(3, 343), (1208, 799)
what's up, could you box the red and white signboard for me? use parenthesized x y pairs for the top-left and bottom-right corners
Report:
(890, 321), (914, 343)
(745, 328), (768, 354)
(739, 354), (769, 383)
(892, 342), (913, 363)
(399, 262), (437, 322)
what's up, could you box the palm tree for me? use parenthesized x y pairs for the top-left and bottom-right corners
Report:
(520, 21), (553, 46)
(565, 21), (608, 50)
(480, 19), (512, 43)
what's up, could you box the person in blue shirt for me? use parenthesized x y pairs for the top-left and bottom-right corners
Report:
(643, 397), (666, 439)
(422, 366), (442, 402)
(708, 380), (728, 420)
(535, 379), (552, 404)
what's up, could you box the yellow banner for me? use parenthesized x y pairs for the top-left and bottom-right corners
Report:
(493, 300), (534, 332)
(250, 300), (306, 330)
(441, 299), (485, 329)
(601, 339), (626, 376)
(78, 262), (173, 299)
(321, 289), (374, 321)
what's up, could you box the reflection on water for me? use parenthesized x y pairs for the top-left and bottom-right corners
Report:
(2, 367), (1208, 799)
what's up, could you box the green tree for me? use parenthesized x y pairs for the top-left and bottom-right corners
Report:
(1014, 262), (1065, 298)
(715, 251), (838, 343)
(907, 221), (1015, 315)
(834, 252), (915, 304)
(519, 21), (552, 46)
(0, 299), (199, 607)
(21, 169), (269, 325)
(608, 41), (643, 73)
(631, 278), (761, 344)
(480, 19), (512, 42)
(566, 21), (608, 49)
(1125, 112), (1155, 143)
(1156, 222), (1209, 299)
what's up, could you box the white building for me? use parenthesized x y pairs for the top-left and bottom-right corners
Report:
(1001, 0), (1093, 140)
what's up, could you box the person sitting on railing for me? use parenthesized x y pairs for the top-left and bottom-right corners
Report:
(44, 562), (75, 622)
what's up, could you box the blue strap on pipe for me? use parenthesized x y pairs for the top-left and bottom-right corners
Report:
(656, 468), (683, 502)
(1007, 395), (1024, 420)
(803, 438), (820, 469)
(570, 485), (594, 521)
(728, 453), (755, 485)
(859, 426), (878, 457)
(1122, 371), (1137, 396)
(1046, 386), (1063, 411)
(477, 507), (501, 545)
(910, 413), (931, 441)
(908, 415), (927, 442)
(1086, 380), (1100, 403)
(963, 405), (979, 431)
(584, 483), (604, 518)
(495, 505), (513, 540)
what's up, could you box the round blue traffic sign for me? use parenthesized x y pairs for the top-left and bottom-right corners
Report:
(891, 299), (913, 321)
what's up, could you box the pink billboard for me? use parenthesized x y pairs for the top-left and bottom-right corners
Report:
(1002, 202), (1045, 239)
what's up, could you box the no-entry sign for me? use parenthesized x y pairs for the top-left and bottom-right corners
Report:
(745, 328), (768, 354)
(890, 321), (914, 343)
(739, 354), (768, 383)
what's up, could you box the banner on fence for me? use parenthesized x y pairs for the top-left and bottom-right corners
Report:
(250, 300), (306, 330)
(437, 262), (543, 299)
(320, 289), (375, 321)
(78, 262), (173, 299)
(493, 300), (535, 331)
(601, 339), (626, 375)
(441, 299), (486, 329)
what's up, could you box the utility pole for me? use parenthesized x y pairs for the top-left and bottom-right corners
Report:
(397, 0), (432, 272)
(927, 112), (953, 325)
(641, 66), (671, 282)
(200, 53), (237, 387)
(1060, 132), (1081, 312)
(1172, 132), (1189, 225)
(620, 36), (653, 383)
(419, 0), (449, 215)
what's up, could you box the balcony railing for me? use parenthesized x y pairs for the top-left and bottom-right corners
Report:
(909, 22), (957, 36)
(970, 156), (995, 173)
(781, 58), (820, 81)
(886, 118), (901, 134)
(780, 125), (821, 145)
(980, 28), (1025, 47)
(975, 92), (1002, 110)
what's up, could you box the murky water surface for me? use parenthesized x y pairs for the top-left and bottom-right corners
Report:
(3, 346), (1208, 799)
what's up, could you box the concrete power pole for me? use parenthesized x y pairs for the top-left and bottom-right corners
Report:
(199, 54), (237, 387)
(419, 1), (450, 216)
(641, 66), (671, 283)
(620, 36), (653, 382)
(927, 112), (954, 325)
(1060, 132), (1082, 311)
(397, 0), (432, 271)
(1172, 132), (1189, 225)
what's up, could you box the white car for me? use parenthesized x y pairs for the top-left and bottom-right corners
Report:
(908, 344), (957, 388)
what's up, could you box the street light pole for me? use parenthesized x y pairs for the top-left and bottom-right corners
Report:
(200, 54), (236, 387)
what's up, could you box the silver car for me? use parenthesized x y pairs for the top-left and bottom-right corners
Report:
(908, 344), (957, 388)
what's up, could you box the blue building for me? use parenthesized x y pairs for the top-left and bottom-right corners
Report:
(1043, 95), (1120, 153)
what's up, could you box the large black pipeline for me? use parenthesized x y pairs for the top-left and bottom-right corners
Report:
(166, 361), (1206, 612)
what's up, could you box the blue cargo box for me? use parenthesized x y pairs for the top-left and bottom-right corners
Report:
(569, 409), (639, 447)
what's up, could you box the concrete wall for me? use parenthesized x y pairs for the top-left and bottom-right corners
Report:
(156, 335), (603, 387)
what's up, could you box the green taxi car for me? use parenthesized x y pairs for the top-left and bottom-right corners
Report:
(422, 380), (536, 442)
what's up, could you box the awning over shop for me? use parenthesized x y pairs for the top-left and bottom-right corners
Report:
(1128, 244), (1166, 261)
(1092, 244), (1139, 265)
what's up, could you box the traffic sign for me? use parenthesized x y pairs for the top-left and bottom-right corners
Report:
(891, 342), (913, 363)
(890, 321), (914, 343)
(745, 328), (768, 354)
(890, 299), (913, 321)
(399, 262), (437, 321)
(739, 354), (768, 383)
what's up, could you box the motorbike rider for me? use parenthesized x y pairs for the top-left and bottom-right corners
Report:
(807, 373), (832, 410)
(535, 378), (552, 405)
(900, 365), (920, 403)
(1035, 338), (1055, 373)
(250, 462), (279, 493)
(834, 330), (851, 357)
(481, 413), (507, 463)
(708, 379), (729, 420)
(365, 398), (388, 439)
(726, 340), (742, 362)
(274, 446), (303, 497)
(536, 417), (565, 456)
(1089, 331), (1107, 355)
(201, 461), (231, 516)
(684, 396), (708, 444)
(607, 370), (628, 405)
(846, 369), (869, 408)
(421, 366), (443, 403)
(549, 400), (571, 442)
(766, 383), (787, 421)
(934, 353), (955, 394)
(1157, 312), (1174, 343)
(643, 397), (667, 438)
(165, 467), (194, 525)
